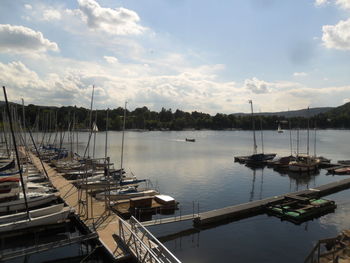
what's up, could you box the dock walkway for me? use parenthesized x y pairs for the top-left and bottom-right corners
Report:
(142, 177), (350, 227)
(196, 177), (350, 225)
(142, 214), (198, 227)
(27, 151), (128, 260)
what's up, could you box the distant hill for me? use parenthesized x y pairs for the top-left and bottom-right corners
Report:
(233, 107), (334, 118)
(324, 102), (350, 117)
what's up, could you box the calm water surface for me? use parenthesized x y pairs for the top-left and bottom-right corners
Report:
(75, 130), (350, 262)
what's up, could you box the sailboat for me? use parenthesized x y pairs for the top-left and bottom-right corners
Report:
(288, 108), (319, 173)
(289, 154), (319, 173)
(96, 102), (155, 200)
(277, 123), (283, 133)
(235, 100), (276, 165)
(0, 203), (72, 233)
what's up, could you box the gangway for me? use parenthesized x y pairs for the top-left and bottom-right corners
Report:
(117, 216), (181, 263)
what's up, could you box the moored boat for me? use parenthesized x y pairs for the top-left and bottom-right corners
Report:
(0, 192), (58, 213)
(333, 167), (350, 175)
(96, 186), (158, 201)
(288, 155), (319, 173)
(0, 204), (72, 233)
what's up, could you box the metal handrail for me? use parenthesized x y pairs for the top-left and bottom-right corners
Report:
(129, 216), (181, 263)
(118, 217), (163, 263)
(304, 236), (343, 263)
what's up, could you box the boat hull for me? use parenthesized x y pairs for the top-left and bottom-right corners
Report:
(0, 206), (71, 233)
(0, 193), (58, 213)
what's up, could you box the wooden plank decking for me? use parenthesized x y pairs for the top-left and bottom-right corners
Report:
(27, 151), (129, 260)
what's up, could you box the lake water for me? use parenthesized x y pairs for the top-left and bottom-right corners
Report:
(28, 130), (350, 262)
(73, 129), (350, 263)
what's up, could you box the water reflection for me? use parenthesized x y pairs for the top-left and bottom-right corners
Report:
(248, 168), (265, 202)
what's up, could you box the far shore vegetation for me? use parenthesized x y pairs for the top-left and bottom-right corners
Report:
(1, 102), (350, 131)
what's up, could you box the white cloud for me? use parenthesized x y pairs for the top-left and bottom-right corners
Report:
(104, 56), (118, 64)
(42, 9), (62, 21)
(1, 57), (349, 114)
(314, 0), (329, 6)
(0, 58), (241, 113)
(76, 0), (146, 35)
(336, 0), (350, 10)
(24, 4), (32, 10)
(293, 72), (308, 77)
(243, 77), (269, 94)
(322, 18), (350, 50)
(0, 61), (95, 106)
(0, 24), (59, 53)
(315, 0), (350, 9)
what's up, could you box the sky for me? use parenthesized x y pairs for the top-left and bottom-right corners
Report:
(0, 0), (350, 114)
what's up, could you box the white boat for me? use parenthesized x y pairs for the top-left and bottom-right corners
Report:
(0, 192), (58, 213)
(0, 203), (64, 224)
(154, 195), (176, 205)
(0, 204), (72, 233)
(96, 186), (158, 201)
(277, 124), (283, 133)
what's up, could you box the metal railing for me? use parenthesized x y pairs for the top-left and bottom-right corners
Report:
(118, 216), (181, 263)
(304, 236), (346, 263)
(134, 201), (200, 227)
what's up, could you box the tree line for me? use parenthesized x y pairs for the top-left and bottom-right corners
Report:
(1, 102), (350, 131)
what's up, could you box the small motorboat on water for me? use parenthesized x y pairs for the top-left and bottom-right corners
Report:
(185, 138), (195, 142)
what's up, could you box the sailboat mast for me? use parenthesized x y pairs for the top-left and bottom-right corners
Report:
(297, 128), (300, 156)
(72, 110), (75, 160)
(93, 110), (97, 158)
(314, 121), (317, 157)
(260, 117), (264, 154)
(121, 102), (127, 172)
(105, 109), (109, 159)
(249, 100), (257, 154)
(88, 85), (95, 157)
(307, 107), (310, 155)
(2, 86), (30, 218)
(21, 98), (26, 146)
(289, 119), (293, 156)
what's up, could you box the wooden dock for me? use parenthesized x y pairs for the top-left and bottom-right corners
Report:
(139, 177), (350, 227)
(141, 214), (198, 227)
(27, 151), (130, 260)
(195, 177), (350, 225)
